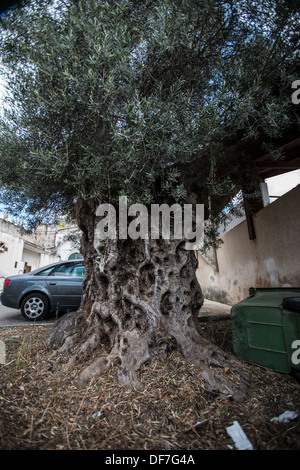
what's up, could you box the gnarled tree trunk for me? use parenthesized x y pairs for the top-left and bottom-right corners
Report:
(48, 198), (250, 402)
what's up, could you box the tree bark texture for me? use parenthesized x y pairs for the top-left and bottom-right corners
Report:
(48, 198), (250, 402)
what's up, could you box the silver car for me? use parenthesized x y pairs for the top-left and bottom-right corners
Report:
(0, 260), (84, 321)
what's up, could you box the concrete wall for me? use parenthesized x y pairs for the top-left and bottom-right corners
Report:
(196, 184), (300, 305)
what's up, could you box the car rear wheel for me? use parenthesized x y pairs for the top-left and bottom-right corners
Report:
(21, 293), (50, 321)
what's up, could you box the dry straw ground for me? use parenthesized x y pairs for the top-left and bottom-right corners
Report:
(0, 317), (299, 450)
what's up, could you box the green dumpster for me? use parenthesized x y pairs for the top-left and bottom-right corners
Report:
(231, 287), (300, 374)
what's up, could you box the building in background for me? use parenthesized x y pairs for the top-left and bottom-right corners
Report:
(0, 218), (82, 290)
(34, 222), (82, 262)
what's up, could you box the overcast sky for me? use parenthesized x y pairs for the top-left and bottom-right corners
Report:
(266, 169), (300, 200)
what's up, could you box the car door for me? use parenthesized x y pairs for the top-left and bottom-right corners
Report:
(46, 262), (84, 310)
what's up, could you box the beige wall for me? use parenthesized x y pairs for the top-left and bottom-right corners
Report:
(196, 184), (300, 305)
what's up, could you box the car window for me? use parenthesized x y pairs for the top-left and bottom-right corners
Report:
(34, 266), (55, 276)
(51, 262), (84, 277)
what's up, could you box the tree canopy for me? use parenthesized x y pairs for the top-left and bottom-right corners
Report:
(0, 0), (299, 230)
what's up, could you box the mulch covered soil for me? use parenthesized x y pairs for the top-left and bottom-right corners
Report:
(0, 317), (299, 450)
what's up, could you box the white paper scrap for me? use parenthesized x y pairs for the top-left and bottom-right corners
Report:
(271, 411), (298, 424)
(226, 420), (253, 450)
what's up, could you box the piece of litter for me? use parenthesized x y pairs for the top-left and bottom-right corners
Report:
(271, 411), (298, 424)
(184, 418), (210, 433)
(92, 411), (103, 419)
(216, 394), (232, 401)
(226, 420), (253, 450)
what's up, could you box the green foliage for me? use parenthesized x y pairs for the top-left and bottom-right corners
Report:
(0, 0), (298, 230)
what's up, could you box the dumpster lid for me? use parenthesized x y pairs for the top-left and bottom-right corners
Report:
(237, 287), (300, 309)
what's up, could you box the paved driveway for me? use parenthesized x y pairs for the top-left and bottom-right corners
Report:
(0, 298), (231, 327)
(0, 302), (55, 327)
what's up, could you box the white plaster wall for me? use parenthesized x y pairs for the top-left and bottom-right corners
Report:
(22, 248), (41, 272)
(55, 239), (78, 260)
(0, 232), (24, 278)
(39, 252), (61, 268)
